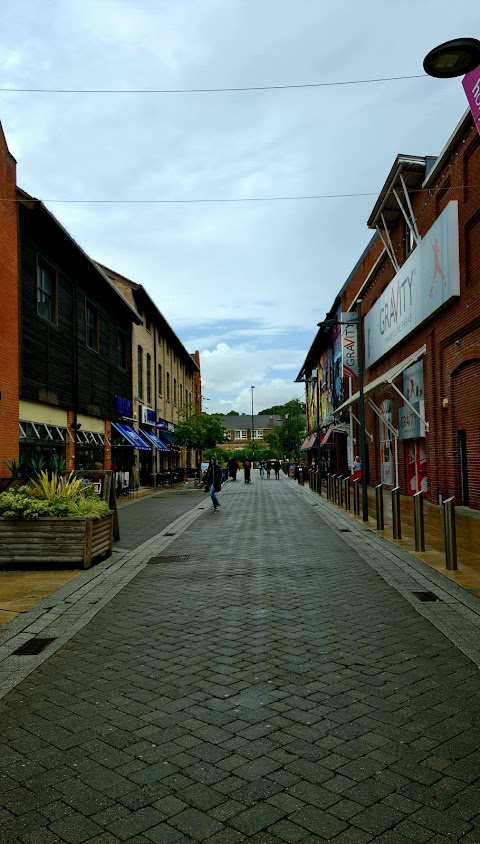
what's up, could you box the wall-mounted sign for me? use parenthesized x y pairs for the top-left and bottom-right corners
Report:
(399, 400), (425, 440)
(462, 65), (480, 137)
(341, 312), (358, 377)
(364, 201), (460, 368)
(116, 396), (132, 417)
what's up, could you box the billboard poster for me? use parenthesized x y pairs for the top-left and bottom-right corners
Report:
(341, 312), (358, 377)
(364, 201), (460, 367)
(379, 400), (393, 485)
(462, 65), (480, 137)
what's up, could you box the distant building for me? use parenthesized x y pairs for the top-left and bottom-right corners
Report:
(216, 414), (282, 452)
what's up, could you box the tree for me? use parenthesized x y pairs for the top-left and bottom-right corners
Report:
(225, 410), (240, 416)
(174, 413), (228, 465)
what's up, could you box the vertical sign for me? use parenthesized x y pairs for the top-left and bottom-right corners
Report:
(341, 312), (358, 377)
(462, 65), (480, 136)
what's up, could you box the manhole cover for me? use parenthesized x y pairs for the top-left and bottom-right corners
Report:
(13, 637), (56, 656)
(412, 591), (441, 602)
(148, 555), (189, 564)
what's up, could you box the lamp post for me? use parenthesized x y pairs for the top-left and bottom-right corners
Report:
(317, 299), (368, 521)
(251, 386), (255, 466)
(423, 37), (480, 78)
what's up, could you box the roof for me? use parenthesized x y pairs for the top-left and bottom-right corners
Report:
(217, 414), (282, 428)
(367, 155), (437, 231)
(97, 262), (199, 372)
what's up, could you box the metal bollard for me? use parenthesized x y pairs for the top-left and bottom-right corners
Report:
(326, 473), (331, 500)
(413, 491), (425, 552)
(338, 476), (344, 507)
(317, 470), (322, 496)
(333, 475), (338, 504)
(344, 478), (351, 511)
(353, 478), (360, 515)
(375, 483), (384, 531)
(443, 497), (457, 570)
(391, 487), (401, 539)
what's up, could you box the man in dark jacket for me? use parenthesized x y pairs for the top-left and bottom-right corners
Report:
(204, 457), (222, 512)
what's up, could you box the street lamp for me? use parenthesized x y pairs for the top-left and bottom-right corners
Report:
(251, 386), (255, 466)
(423, 37), (480, 78)
(317, 299), (368, 522)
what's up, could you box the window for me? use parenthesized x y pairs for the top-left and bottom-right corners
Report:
(234, 430), (248, 440)
(252, 430), (264, 439)
(146, 353), (152, 405)
(179, 383), (183, 407)
(117, 330), (127, 369)
(37, 257), (57, 323)
(145, 315), (151, 333)
(85, 302), (99, 351)
(158, 364), (162, 396)
(137, 346), (143, 400)
(166, 343), (170, 356)
(173, 378), (177, 406)
(166, 371), (170, 401)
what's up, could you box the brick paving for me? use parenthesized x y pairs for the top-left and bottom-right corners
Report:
(1, 474), (480, 842)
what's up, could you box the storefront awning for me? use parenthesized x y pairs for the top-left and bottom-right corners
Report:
(140, 429), (169, 451)
(334, 346), (426, 416)
(110, 422), (151, 450)
(159, 431), (174, 444)
(300, 434), (316, 450)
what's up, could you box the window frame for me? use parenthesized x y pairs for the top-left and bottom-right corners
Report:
(85, 301), (99, 352)
(36, 256), (58, 324)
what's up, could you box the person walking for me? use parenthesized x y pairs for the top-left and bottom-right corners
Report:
(259, 459), (266, 479)
(204, 457), (222, 512)
(273, 458), (281, 479)
(243, 457), (252, 483)
(228, 456), (239, 482)
(266, 459), (272, 479)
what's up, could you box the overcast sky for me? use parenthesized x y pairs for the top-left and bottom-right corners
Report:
(0, 1), (476, 414)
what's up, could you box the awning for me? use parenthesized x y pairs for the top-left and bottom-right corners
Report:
(320, 424), (334, 445)
(300, 434), (316, 450)
(140, 429), (169, 451)
(159, 431), (174, 444)
(110, 422), (151, 450)
(334, 346), (426, 416)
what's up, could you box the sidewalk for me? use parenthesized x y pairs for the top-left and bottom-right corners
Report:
(1, 473), (480, 841)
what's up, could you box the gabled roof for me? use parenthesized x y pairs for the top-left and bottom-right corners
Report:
(97, 262), (199, 372)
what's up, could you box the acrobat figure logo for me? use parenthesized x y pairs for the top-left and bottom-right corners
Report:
(429, 238), (446, 297)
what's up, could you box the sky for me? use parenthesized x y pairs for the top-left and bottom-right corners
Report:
(0, 1), (477, 414)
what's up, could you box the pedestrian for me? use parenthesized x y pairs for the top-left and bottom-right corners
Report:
(228, 456), (238, 481)
(266, 459), (271, 479)
(273, 458), (281, 479)
(352, 455), (362, 482)
(204, 457), (222, 512)
(243, 456), (252, 483)
(259, 459), (265, 479)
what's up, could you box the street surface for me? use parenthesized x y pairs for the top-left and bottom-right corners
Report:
(1, 473), (480, 842)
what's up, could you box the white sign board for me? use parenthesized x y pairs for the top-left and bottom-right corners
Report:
(341, 312), (358, 377)
(364, 201), (460, 368)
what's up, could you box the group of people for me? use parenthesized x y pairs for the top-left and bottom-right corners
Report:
(204, 455), (282, 511)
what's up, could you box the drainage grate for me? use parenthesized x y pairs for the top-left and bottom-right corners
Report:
(164, 532), (176, 536)
(412, 591), (441, 602)
(338, 528), (351, 532)
(13, 637), (56, 656)
(148, 555), (189, 564)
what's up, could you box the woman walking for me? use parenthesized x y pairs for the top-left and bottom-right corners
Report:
(204, 457), (222, 512)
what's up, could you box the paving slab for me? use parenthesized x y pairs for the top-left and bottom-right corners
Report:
(0, 474), (480, 842)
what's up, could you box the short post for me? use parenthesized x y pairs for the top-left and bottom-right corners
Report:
(375, 483), (384, 531)
(317, 470), (322, 496)
(443, 496), (457, 570)
(326, 473), (331, 500)
(344, 478), (351, 511)
(353, 478), (360, 515)
(338, 476), (344, 507)
(392, 487), (401, 539)
(333, 475), (338, 504)
(413, 491), (425, 552)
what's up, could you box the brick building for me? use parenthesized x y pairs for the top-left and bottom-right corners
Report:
(298, 109), (480, 510)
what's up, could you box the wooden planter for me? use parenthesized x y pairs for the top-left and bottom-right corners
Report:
(0, 513), (113, 569)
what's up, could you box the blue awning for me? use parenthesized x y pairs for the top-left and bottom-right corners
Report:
(111, 422), (151, 450)
(159, 431), (174, 444)
(140, 429), (169, 451)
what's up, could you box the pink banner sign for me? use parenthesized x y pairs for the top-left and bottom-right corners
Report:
(462, 65), (480, 136)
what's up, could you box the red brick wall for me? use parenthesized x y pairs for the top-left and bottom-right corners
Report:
(0, 123), (19, 472)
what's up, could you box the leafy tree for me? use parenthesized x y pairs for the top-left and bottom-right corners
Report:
(174, 413), (228, 465)
(225, 410), (240, 416)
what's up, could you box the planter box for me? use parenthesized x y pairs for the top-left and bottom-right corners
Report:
(0, 513), (113, 569)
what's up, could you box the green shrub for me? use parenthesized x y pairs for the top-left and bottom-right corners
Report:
(0, 490), (51, 519)
(0, 476), (111, 520)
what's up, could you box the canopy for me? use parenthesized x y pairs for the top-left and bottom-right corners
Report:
(140, 429), (169, 451)
(110, 422), (151, 450)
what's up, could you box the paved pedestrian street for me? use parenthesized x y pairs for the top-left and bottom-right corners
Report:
(1, 474), (480, 843)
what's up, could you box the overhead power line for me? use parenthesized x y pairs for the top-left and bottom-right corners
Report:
(0, 74), (426, 95)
